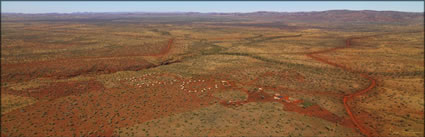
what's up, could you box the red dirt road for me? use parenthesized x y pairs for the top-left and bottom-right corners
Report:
(306, 38), (377, 137)
(213, 70), (352, 129)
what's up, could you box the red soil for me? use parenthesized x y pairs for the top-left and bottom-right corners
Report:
(218, 83), (353, 128)
(1, 38), (175, 82)
(263, 85), (344, 98)
(283, 104), (342, 124)
(1, 58), (156, 82)
(214, 72), (352, 128)
(1, 73), (217, 137)
(3, 33), (420, 136)
(3, 80), (104, 100)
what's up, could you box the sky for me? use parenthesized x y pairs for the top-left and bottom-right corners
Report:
(2, 1), (424, 13)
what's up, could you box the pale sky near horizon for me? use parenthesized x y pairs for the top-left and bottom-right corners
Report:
(1, 1), (424, 13)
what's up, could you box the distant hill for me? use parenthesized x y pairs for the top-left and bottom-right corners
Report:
(229, 10), (424, 23)
(2, 10), (423, 24)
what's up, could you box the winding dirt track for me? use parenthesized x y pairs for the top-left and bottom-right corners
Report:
(306, 38), (376, 137)
(205, 34), (379, 136)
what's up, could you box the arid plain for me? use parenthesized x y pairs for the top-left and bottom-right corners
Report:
(1, 10), (424, 137)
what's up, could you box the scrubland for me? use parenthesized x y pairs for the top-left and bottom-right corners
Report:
(1, 11), (423, 137)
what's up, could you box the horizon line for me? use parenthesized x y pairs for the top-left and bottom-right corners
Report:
(2, 9), (424, 14)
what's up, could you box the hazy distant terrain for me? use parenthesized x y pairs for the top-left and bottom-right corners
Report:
(1, 10), (424, 137)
